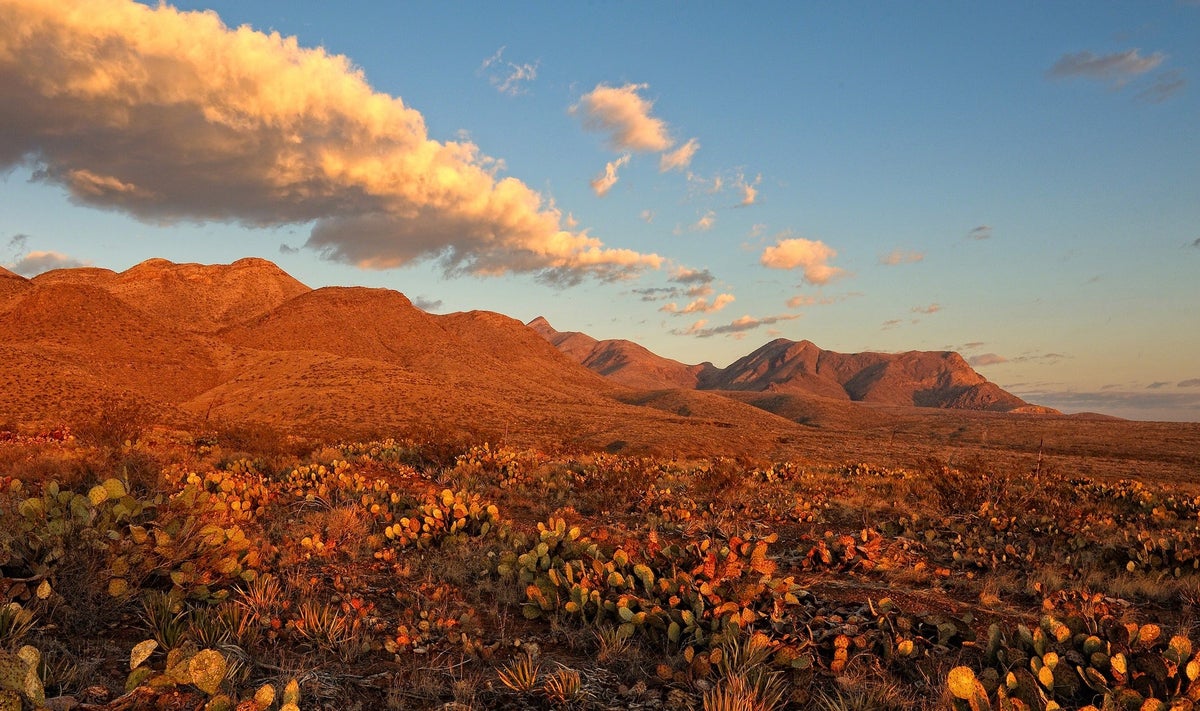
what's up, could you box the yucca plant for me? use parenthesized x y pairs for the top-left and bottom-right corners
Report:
(0, 602), (36, 649)
(235, 573), (282, 626)
(497, 652), (541, 693)
(141, 590), (187, 651)
(542, 664), (587, 706)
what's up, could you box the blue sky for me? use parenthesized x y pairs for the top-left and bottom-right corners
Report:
(1, 1), (1197, 420)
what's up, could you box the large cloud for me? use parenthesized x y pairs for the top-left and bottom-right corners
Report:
(0, 0), (660, 283)
(572, 83), (673, 152)
(760, 237), (845, 285)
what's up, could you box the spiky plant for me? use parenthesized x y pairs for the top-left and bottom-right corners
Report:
(235, 574), (283, 626)
(542, 664), (587, 706)
(141, 590), (187, 651)
(497, 652), (541, 693)
(595, 625), (631, 665)
(0, 602), (35, 649)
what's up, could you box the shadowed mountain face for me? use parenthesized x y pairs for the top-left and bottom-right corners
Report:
(530, 319), (1053, 413)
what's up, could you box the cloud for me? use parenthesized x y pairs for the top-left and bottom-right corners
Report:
(571, 83), (672, 152)
(881, 319), (901, 330)
(786, 292), (857, 309)
(670, 267), (714, 285)
(735, 173), (761, 207)
(1147, 381), (1171, 389)
(278, 243), (299, 255)
(968, 225), (993, 240)
(0, 0), (660, 285)
(412, 296), (443, 312)
(660, 293), (735, 315)
(692, 210), (716, 232)
(8, 250), (88, 276)
(1191, 237), (1200, 248)
(1137, 70), (1187, 103)
(911, 303), (941, 315)
(1011, 388), (1200, 422)
(479, 47), (538, 96)
(968, 353), (1008, 367)
(590, 154), (631, 196)
(760, 237), (845, 285)
(1047, 49), (1165, 86)
(639, 209), (654, 223)
(1179, 379), (1200, 388)
(880, 249), (924, 265)
(671, 312), (801, 338)
(4, 234), (30, 261)
(659, 138), (699, 172)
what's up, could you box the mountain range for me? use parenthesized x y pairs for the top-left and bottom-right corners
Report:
(0, 258), (1056, 459)
(528, 317), (1053, 413)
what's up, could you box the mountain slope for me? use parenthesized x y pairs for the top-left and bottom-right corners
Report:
(531, 319), (1051, 413)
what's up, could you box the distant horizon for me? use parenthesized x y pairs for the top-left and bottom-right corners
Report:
(1, 0), (1197, 422)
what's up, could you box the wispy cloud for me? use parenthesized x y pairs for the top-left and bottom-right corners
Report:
(278, 243), (300, 255)
(1137, 70), (1187, 103)
(760, 236), (845, 285)
(479, 47), (539, 96)
(692, 210), (717, 232)
(590, 154), (631, 196)
(1191, 237), (1200, 248)
(968, 353), (1008, 367)
(968, 225), (993, 240)
(412, 296), (444, 312)
(880, 249), (924, 265)
(660, 293), (735, 315)
(1179, 379), (1200, 388)
(881, 319), (901, 330)
(1012, 388), (1200, 422)
(7, 250), (88, 276)
(1047, 48), (1165, 86)
(0, 0), (660, 284)
(1147, 381), (1171, 389)
(659, 138), (699, 172)
(639, 209), (655, 224)
(911, 303), (941, 315)
(672, 313), (801, 338)
(735, 173), (761, 207)
(571, 83), (673, 152)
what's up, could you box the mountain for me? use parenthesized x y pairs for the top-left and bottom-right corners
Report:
(530, 319), (1053, 414)
(0, 266), (30, 310)
(0, 258), (810, 457)
(527, 316), (715, 390)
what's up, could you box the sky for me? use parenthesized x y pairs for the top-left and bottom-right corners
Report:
(1, 0), (1198, 422)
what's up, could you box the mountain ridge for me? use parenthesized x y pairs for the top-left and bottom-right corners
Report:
(529, 318), (1055, 414)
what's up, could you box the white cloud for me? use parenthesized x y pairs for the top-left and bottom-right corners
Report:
(590, 154), (631, 196)
(479, 46), (539, 96)
(659, 138), (699, 172)
(760, 237), (845, 285)
(880, 249), (924, 265)
(571, 83), (672, 152)
(0, 0), (660, 284)
(8, 250), (88, 276)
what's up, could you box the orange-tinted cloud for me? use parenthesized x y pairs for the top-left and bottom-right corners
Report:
(0, 0), (659, 283)
(7, 250), (88, 276)
(660, 293), (735, 315)
(880, 249), (924, 265)
(659, 138), (699, 172)
(572, 83), (673, 152)
(591, 154), (631, 196)
(760, 237), (845, 285)
(673, 313), (801, 338)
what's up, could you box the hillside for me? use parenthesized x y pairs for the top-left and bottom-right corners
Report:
(0, 259), (808, 457)
(530, 318), (1053, 413)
